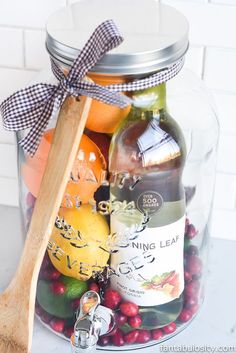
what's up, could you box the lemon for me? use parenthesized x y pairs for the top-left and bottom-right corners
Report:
(48, 205), (110, 281)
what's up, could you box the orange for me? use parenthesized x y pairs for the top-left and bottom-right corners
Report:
(86, 74), (131, 133)
(48, 205), (110, 280)
(22, 129), (107, 206)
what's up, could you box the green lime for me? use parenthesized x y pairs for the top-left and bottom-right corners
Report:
(61, 275), (88, 300)
(37, 280), (74, 319)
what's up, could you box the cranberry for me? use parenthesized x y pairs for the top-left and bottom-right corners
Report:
(151, 328), (164, 340)
(191, 304), (200, 315)
(119, 302), (139, 317)
(128, 315), (142, 328)
(185, 280), (200, 298)
(124, 330), (139, 344)
(64, 326), (74, 338)
(71, 298), (81, 310)
(51, 281), (66, 295)
(107, 324), (118, 336)
(115, 312), (127, 326)
(136, 330), (151, 344)
(186, 255), (202, 275)
(112, 329), (125, 346)
(26, 192), (36, 207)
(178, 309), (193, 323)
(186, 224), (197, 239)
(104, 289), (122, 310)
(49, 318), (65, 333)
(98, 336), (111, 346)
(41, 268), (61, 280)
(187, 245), (199, 256)
(89, 282), (99, 293)
(41, 312), (53, 324)
(162, 322), (177, 334)
(184, 296), (198, 309)
(184, 270), (192, 283)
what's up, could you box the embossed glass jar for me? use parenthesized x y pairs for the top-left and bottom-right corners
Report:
(16, 0), (219, 350)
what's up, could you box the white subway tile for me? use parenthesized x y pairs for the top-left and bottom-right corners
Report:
(0, 124), (15, 145)
(213, 173), (236, 210)
(0, 177), (18, 206)
(212, 93), (236, 134)
(211, 209), (236, 240)
(0, 144), (17, 178)
(162, 0), (236, 48)
(211, 0), (236, 4)
(0, 68), (38, 102)
(0, 27), (23, 68)
(217, 133), (236, 174)
(204, 48), (236, 92)
(0, 0), (66, 29)
(185, 46), (204, 77)
(25, 30), (50, 70)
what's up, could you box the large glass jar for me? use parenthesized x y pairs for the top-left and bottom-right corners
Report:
(16, 0), (219, 350)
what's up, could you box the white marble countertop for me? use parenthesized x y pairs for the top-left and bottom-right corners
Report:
(0, 205), (235, 353)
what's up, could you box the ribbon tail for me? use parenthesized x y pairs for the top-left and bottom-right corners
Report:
(19, 92), (64, 156)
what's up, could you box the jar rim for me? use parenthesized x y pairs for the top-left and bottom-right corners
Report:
(46, 0), (189, 76)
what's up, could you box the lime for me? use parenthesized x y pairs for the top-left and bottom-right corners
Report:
(61, 275), (88, 300)
(37, 280), (74, 319)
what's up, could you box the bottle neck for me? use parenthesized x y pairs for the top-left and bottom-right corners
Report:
(131, 83), (167, 113)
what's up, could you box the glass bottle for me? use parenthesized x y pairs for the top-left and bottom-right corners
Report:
(109, 82), (186, 328)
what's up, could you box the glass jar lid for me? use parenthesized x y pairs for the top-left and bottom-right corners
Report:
(46, 0), (189, 76)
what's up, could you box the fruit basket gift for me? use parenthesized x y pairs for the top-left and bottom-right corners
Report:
(14, 0), (219, 350)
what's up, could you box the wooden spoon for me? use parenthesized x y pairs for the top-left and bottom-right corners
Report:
(0, 95), (92, 353)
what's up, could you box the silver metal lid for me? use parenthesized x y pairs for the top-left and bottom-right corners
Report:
(46, 0), (189, 76)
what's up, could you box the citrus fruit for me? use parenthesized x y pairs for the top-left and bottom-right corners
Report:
(48, 205), (110, 281)
(22, 129), (107, 206)
(85, 74), (131, 134)
(37, 276), (88, 318)
(37, 280), (74, 319)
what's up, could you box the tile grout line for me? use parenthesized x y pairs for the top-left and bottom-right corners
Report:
(22, 29), (26, 69)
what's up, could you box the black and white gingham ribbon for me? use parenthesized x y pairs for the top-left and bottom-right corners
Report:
(0, 20), (184, 156)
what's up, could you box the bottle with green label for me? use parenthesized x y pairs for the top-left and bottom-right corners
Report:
(109, 83), (186, 328)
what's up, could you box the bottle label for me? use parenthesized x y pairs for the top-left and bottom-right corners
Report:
(110, 215), (185, 306)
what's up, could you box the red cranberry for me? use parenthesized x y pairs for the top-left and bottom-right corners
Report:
(112, 329), (125, 346)
(162, 322), (177, 334)
(124, 330), (139, 344)
(119, 302), (139, 317)
(151, 328), (164, 340)
(89, 282), (99, 293)
(187, 245), (199, 256)
(185, 280), (200, 298)
(186, 224), (197, 239)
(115, 313), (127, 326)
(71, 298), (81, 310)
(178, 309), (193, 323)
(98, 335), (111, 346)
(26, 192), (36, 207)
(41, 312), (53, 324)
(184, 296), (198, 309)
(51, 281), (66, 295)
(186, 255), (202, 275)
(41, 268), (61, 280)
(104, 290), (122, 310)
(64, 326), (74, 338)
(128, 315), (142, 328)
(107, 324), (118, 337)
(184, 271), (192, 283)
(49, 318), (65, 333)
(191, 304), (200, 315)
(136, 330), (151, 344)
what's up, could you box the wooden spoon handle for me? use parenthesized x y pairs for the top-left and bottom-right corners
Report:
(14, 95), (91, 287)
